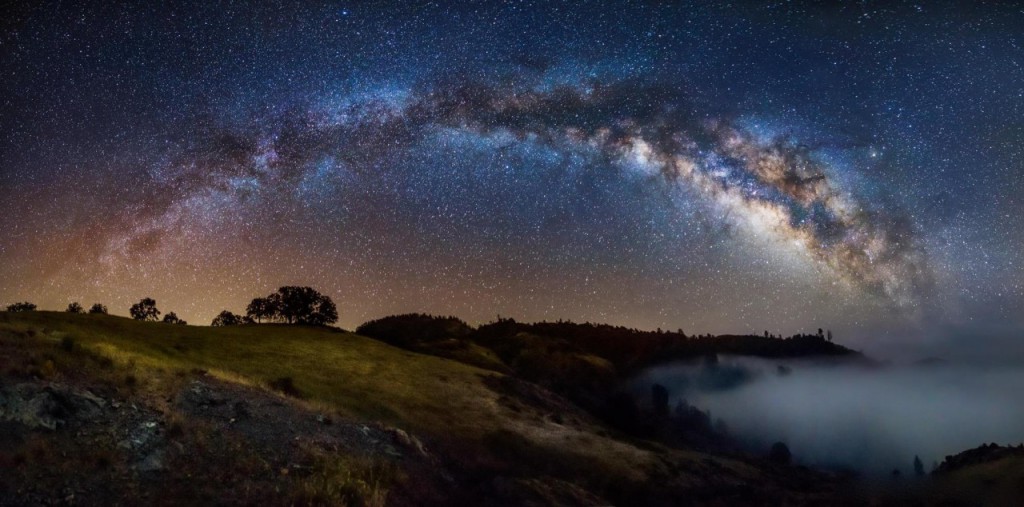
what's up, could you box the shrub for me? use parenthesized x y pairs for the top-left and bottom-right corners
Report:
(5, 302), (37, 312)
(162, 312), (187, 325)
(66, 302), (84, 314)
(269, 377), (304, 398)
(88, 303), (108, 314)
(211, 310), (244, 326)
(60, 336), (75, 352)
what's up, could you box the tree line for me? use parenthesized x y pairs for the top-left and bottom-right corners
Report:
(213, 286), (337, 326)
(6, 301), (108, 315)
(2, 286), (338, 328)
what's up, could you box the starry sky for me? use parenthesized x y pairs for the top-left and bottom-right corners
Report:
(1, 1), (1022, 352)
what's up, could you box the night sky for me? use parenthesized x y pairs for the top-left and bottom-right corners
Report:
(2, 2), (1022, 351)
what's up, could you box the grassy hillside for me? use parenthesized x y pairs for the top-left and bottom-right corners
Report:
(0, 311), (851, 505)
(0, 312), (500, 437)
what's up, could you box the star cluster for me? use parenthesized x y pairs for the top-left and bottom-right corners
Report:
(1, 2), (1022, 349)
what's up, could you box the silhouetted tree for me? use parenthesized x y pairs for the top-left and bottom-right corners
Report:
(88, 303), (108, 315)
(211, 310), (243, 326)
(651, 383), (670, 417)
(827, 329), (833, 342)
(267, 286), (337, 325)
(768, 441), (791, 465)
(5, 302), (37, 312)
(129, 298), (160, 321)
(66, 302), (84, 314)
(245, 297), (277, 323)
(817, 328), (824, 339)
(913, 455), (925, 476)
(162, 312), (186, 325)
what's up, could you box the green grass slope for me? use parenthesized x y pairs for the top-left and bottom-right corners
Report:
(0, 311), (498, 438)
(0, 311), (850, 505)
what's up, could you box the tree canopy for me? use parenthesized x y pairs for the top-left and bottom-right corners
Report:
(5, 302), (37, 312)
(245, 297), (276, 323)
(244, 287), (338, 326)
(211, 310), (245, 326)
(129, 298), (160, 321)
(163, 312), (187, 325)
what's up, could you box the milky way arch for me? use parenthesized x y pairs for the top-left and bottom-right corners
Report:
(117, 79), (930, 310)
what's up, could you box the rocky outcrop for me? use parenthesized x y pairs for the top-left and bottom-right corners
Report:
(0, 383), (106, 430)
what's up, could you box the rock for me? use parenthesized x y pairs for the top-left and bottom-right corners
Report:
(77, 389), (107, 408)
(120, 420), (162, 449)
(0, 383), (104, 430)
(388, 427), (429, 457)
(136, 450), (165, 472)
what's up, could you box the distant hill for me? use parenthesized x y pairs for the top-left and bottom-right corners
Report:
(357, 315), (860, 400)
(473, 319), (859, 371)
(356, 314), (863, 453)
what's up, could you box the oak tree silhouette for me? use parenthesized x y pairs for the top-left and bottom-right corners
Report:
(129, 298), (160, 321)
(246, 297), (277, 323)
(162, 312), (187, 325)
(264, 286), (337, 326)
(211, 310), (244, 326)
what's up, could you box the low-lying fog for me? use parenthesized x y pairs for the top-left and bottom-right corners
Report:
(635, 356), (1024, 476)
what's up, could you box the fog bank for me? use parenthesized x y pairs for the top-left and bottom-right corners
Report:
(635, 357), (1024, 476)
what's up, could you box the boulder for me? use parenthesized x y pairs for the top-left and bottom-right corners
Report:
(0, 383), (105, 430)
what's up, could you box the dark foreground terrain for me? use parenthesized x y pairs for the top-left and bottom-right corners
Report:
(0, 312), (1018, 505)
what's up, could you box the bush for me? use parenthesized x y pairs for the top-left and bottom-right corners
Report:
(66, 302), (84, 314)
(269, 377), (304, 398)
(60, 336), (75, 352)
(88, 303), (108, 315)
(211, 310), (244, 326)
(5, 302), (37, 312)
(162, 312), (187, 325)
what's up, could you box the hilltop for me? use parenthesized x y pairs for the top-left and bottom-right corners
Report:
(0, 310), (865, 506)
